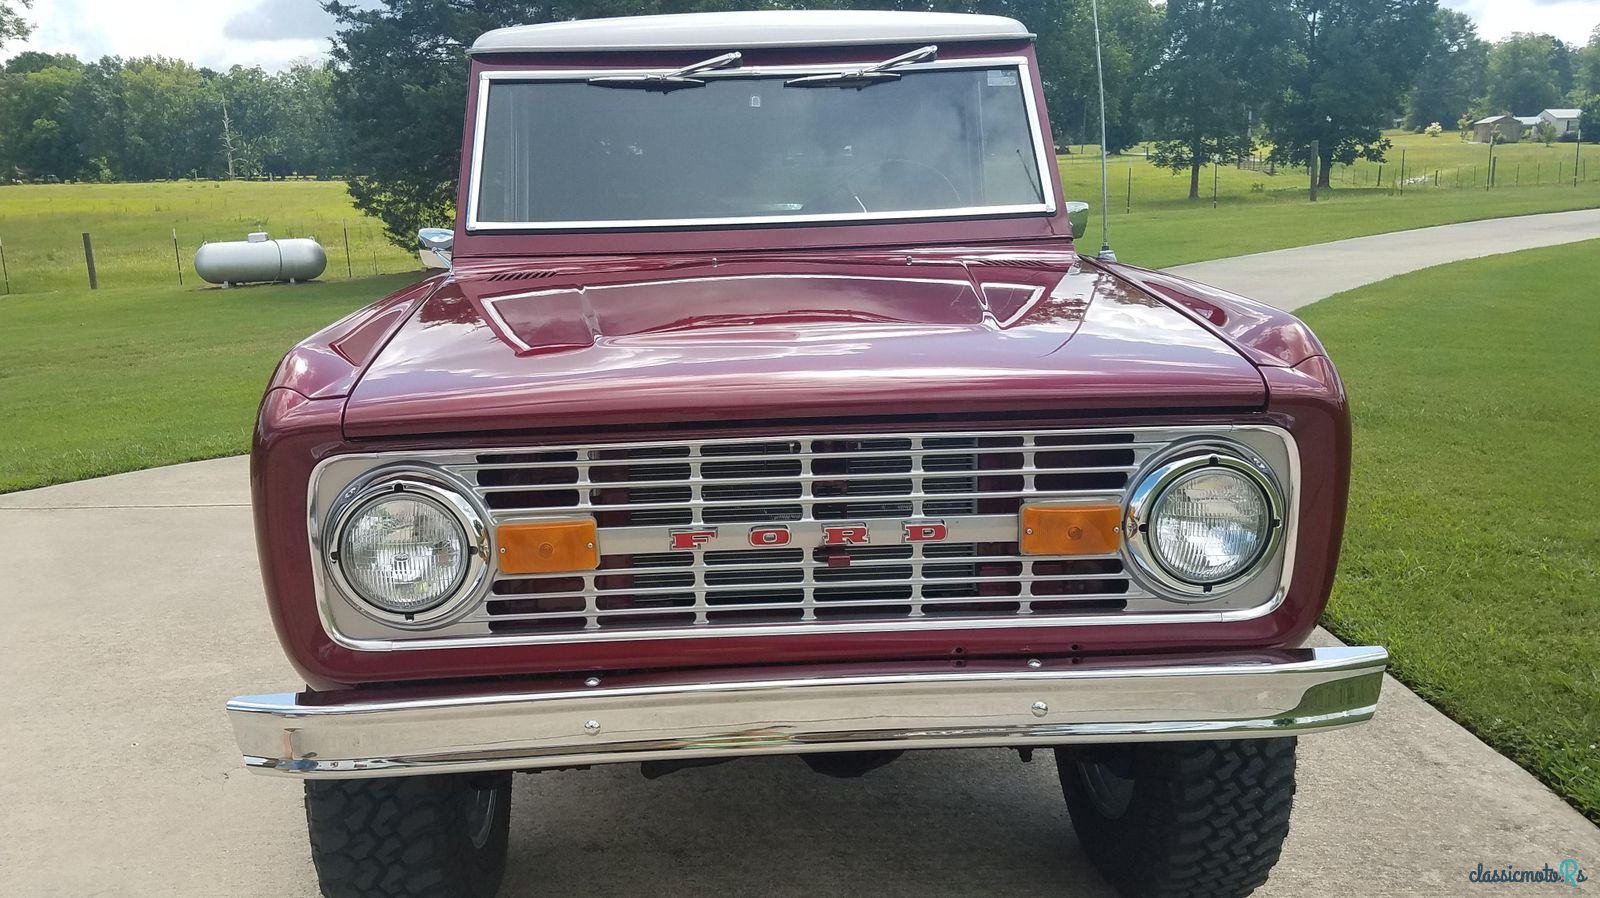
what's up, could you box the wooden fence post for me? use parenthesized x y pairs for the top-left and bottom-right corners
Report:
(82, 232), (98, 290)
(1309, 140), (1319, 202)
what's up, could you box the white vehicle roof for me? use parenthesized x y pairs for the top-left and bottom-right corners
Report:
(471, 11), (1033, 55)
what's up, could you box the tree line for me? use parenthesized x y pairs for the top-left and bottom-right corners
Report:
(2, 0), (1598, 247)
(0, 52), (345, 182)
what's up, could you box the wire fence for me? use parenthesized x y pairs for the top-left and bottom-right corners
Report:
(0, 221), (421, 296)
(0, 180), (423, 296)
(1058, 140), (1598, 214)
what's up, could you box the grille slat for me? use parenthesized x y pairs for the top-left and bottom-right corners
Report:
(458, 441), (1149, 471)
(480, 591), (1126, 624)
(480, 571), (1129, 602)
(473, 466), (1136, 493)
(494, 553), (1120, 580)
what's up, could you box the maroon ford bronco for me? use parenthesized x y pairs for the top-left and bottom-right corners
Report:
(227, 11), (1387, 898)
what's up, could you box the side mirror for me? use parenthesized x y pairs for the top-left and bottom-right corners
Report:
(418, 227), (454, 269)
(1066, 201), (1089, 240)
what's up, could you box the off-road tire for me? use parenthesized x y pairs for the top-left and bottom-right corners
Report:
(1055, 738), (1296, 898)
(304, 773), (512, 898)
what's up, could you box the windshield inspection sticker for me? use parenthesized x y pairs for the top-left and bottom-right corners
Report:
(987, 69), (1018, 87)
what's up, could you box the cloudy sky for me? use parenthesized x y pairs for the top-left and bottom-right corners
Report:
(5, 0), (338, 70)
(4, 0), (1598, 71)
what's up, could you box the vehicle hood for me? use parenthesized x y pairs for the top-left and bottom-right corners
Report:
(342, 250), (1266, 438)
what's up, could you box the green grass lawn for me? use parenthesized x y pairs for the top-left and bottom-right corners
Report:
(0, 180), (419, 295)
(1060, 128), (1600, 268)
(1302, 240), (1600, 823)
(0, 275), (422, 492)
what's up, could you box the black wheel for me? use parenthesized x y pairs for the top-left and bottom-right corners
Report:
(1055, 738), (1296, 898)
(304, 773), (512, 898)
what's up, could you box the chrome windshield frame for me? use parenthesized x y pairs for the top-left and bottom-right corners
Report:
(464, 56), (1057, 233)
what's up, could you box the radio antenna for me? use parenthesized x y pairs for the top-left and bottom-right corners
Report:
(1090, 0), (1117, 262)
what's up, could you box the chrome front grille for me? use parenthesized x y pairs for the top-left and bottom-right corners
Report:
(309, 425), (1298, 648)
(443, 430), (1159, 634)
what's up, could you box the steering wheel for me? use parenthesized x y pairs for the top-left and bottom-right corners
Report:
(842, 159), (962, 212)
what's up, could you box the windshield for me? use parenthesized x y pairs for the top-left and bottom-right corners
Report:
(471, 63), (1049, 229)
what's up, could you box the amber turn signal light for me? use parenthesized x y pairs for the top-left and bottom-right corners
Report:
(496, 518), (599, 574)
(1020, 504), (1122, 555)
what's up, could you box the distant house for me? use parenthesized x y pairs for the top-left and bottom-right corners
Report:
(1473, 114), (1525, 143)
(1539, 109), (1582, 138)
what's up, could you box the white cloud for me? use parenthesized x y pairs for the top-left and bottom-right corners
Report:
(223, 0), (337, 43)
(4, 0), (337, 71)
(1442, 0), (1598, 45)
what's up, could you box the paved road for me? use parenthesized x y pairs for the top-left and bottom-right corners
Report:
(5, 213), (1600, 896)
(1166, 207), (1600, 310)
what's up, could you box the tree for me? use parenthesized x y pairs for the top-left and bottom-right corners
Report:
(0, 62), (91, 178)
(324, 0), (526, 247)
(0, 0), (30, 50)
(1265, 0), (1438, 190)
(1424, 121), (1442, 137)
(115, 58), (220, 179)
(1581, 93), (1599, 143)
(1580, 26), (1600, 96)
(1147, 0), (1295, 200)
(1031, 0), (1164, 153)
(1405, 8), (1486, 131)
(1533, 119), (1558, 146)
(1486, 33), (1564, 114)
(5, 51), (80, 74)
(277, 62), (348, 176)
(216, 65), (283, 177)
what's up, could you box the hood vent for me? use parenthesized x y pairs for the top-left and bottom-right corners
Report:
(485, 269), (560, 283)
(970, 257), (1067, 270)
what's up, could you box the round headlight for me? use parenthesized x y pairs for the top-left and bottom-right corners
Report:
(338, 493), (467, 613)
(1148, 467), (1271, 584)
(326, 474), (489, 623)
(1125, 449), (1283, 595)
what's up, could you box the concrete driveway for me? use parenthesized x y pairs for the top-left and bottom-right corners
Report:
(1164, 206), (1600, 311)
(4, 212), (1600, 896)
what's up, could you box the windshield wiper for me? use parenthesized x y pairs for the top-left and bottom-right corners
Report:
(784, 45), (937, 88)
(588, 51), (742, 92)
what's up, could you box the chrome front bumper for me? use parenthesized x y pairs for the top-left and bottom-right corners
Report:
(228, 645), (1387, 779)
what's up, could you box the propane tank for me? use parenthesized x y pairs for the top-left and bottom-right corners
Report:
(194, 232), (328, 286)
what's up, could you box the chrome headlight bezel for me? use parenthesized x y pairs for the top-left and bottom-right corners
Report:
(322, 468), (493, 628)
(1122, 443), (1285, 600)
